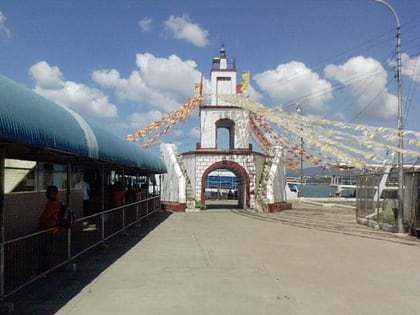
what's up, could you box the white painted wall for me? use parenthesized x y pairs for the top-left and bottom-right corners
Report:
(160, 143), (186, 203)
(200, 109), (249, 149)
(210, 71), (237, 105)
(265, 147), (286, 203)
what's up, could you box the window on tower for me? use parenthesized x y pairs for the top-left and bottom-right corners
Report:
(216, 118), (235, 150)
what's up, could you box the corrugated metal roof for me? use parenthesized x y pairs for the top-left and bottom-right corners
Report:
(0, 74), (166, 173)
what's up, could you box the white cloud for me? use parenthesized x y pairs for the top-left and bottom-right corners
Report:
(28, 61), (64, 89)
(189, 126), (200, 138)
(171, 128), (184, 138)
(400, 53), (420, 83)
(0, 11), (11, 39)
(163, 14), (209, 47)
(324, 56), (397, 121)
(138, 17), (153, 32)
(249, 85), (263, 101)
(92, 53), (203, 113)
(127, 110), (163, 130)
(29, 61), (118, 119)
(254, 61), (333, 114)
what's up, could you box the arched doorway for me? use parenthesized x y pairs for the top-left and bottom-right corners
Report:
(205, 169), (237, 202)
(201, 161), (250, 209)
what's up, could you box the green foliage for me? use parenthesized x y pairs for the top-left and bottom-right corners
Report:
(371, 208), (397, 225)
(195, 200), (206, 210)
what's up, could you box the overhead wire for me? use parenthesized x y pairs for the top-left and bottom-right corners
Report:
(274, 12), (420, 126)
(349, 78), (396, 122)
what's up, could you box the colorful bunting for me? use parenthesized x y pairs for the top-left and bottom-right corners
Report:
(126, 89), (419, 168)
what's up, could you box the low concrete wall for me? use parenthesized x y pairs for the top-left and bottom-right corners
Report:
(161, 201), (186, 212)
(267, 202), (292, 212)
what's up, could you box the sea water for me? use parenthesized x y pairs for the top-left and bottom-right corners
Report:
(297, 184), (333, 198)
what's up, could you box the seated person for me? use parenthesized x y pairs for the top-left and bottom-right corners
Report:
(39, 185), (61, 233)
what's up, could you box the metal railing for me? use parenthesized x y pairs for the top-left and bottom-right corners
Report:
(356, 170), (420, 237)
(404, 172), (420, 236)
(355, 173), (382, 219)
(1, 196), (161, 300)
(355, 171), (400, 231)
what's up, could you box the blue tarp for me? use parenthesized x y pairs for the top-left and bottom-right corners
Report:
(0, 74), (166, 173)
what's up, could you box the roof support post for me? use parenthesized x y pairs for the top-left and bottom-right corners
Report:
(122, 169), (125, 205)
(66, 160), (71, 206)
(100, 166), (105, 244)
(100, 166), (105, 213)
(0, 146), (5, 302)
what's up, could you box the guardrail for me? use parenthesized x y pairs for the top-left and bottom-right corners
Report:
(0, 196), (161, 300)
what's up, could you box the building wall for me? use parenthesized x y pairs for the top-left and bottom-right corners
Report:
(183, 154), (197, 192)
(200, 108), (249, 149)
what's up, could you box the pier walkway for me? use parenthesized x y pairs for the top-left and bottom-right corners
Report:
(11, 201), (420, 314)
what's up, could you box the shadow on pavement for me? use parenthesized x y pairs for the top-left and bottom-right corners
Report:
(205, 200), (240, 210)
(230, 208), (420, 246)
(7, 210), (172, 315)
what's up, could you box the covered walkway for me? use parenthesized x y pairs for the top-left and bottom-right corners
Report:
(11, 203), (420, 314)
(0, 73), (167, 303)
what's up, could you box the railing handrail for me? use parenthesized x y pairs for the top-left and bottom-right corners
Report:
(3, 197), (158, 245)
(0, 195), (161, 300)
(74, 197), (156, 222)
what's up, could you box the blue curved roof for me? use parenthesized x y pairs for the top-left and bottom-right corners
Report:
(0, 74), (166, 173)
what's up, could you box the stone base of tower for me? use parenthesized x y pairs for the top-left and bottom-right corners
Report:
(267, 202), (292, 212)
(161, 201), (186, 212)
(181, 149), (267, 209)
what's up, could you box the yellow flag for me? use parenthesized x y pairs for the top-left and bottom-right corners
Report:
(240, 71), (250, 92)
(194, 75), (203, 98)
(194, 83), (201, 98)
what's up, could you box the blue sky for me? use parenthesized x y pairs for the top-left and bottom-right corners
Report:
(0, 0), (419, 157)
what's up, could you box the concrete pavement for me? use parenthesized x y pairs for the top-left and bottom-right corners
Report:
(55, 203), (420, 315)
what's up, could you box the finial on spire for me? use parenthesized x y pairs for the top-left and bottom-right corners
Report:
(220, 44), (226, 58)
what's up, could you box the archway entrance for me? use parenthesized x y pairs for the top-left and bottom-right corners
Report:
(201, 161), (250, 209)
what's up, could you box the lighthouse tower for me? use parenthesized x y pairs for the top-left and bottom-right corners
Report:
(199, 44), (250, 151)
(160, 45), (290, 212)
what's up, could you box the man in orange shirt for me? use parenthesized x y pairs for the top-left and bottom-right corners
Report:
(39, 185), (61, 231)
(38, 185), (66, 273)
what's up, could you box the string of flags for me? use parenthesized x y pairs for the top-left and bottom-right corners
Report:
(125, 96), (202, 145)
(223, 94), (420, 168)
(126, 88), (419, 169)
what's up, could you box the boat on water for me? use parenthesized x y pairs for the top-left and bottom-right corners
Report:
(286, 177), (300, 199)
(330, 174), (357, 198)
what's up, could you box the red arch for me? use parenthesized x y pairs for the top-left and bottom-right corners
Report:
(201, 160), (250, 208)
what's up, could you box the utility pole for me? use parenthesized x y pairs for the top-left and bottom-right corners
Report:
(296, 103), (304, 197)
(372, 0), (404, 233)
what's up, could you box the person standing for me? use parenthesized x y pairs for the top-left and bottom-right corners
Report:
(38, 185), (63, 272)
(75, 179), (90, 216)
